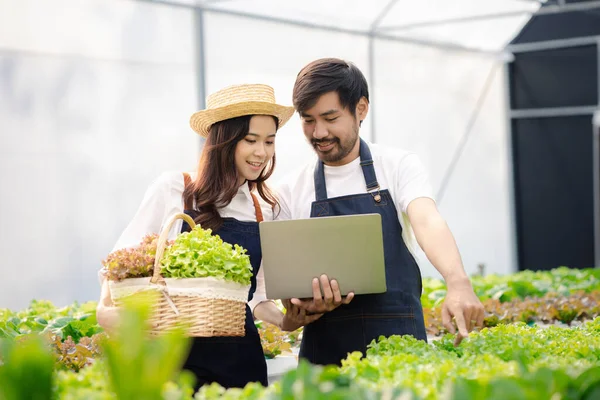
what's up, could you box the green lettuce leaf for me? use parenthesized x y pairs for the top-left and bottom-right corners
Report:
(160, 225), (253, 285)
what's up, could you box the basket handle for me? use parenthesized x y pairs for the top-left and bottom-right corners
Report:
(150, 213), (197, 284)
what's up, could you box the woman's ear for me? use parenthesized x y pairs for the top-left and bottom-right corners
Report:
(356, 97), (369, 122)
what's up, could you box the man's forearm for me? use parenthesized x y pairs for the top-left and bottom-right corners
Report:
(412, 211), (470, 287)
(408, 198), (485, 340)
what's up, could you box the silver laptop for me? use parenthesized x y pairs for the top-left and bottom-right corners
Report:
(259, 213), (387, 300)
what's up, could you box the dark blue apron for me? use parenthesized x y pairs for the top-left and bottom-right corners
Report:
(299, 139), (427, 366)
(180, 183), (267, 389)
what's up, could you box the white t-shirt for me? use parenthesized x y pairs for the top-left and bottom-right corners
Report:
(100, 171), (271, 312)
(275, 140), (435, 255)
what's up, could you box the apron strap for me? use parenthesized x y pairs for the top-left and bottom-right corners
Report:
(182, 173), (263, 223)
(250, 192), (264, 223)
(313, 138), (381, 202)
(358, 139), (380, 192)
(314, 160), (328, 201)
(182, 172), (193, 210)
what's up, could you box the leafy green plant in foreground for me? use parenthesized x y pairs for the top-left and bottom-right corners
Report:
(102, 291), (192, 400)
(336, 318), (600, 400)
(0, 335), (54, 400)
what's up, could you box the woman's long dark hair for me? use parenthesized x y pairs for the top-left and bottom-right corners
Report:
(183, 115), (279, 231)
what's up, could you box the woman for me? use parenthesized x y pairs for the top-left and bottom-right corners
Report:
(96, 84), (321, 389)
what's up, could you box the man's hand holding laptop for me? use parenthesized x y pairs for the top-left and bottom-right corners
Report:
(289, 274), (355, 315)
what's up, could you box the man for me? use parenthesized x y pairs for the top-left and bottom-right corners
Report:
(275, 58), (485, 366)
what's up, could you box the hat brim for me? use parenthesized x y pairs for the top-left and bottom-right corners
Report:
(190, 101), (296, 137)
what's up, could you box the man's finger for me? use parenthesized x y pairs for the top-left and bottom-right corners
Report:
(441, 305), (455, 334)
(290, 298), (311, 310)
(342, 291), (354, 304)
(312, 278), (323, 308)
(330, 279), (342, 304)
(454, 331), (466, 346)
(320, 274), (334, 305)
(453, 308), (471, 346)
(454, 311), (469, 338)
(476, 308), (485, 329)
(294, 306), (322, 326)
(463, 307), (473, 332)
(297, 306), (305, 319)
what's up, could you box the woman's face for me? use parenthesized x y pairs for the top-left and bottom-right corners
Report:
(235, 115), (277, 185)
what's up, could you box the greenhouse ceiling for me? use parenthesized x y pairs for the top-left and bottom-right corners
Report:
(139, 0), (600, 53)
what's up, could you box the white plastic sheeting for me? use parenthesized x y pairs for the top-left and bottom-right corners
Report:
(0, 0), (532, 308)
(197, 0), (539, 51)
(0, 0), (199, 308)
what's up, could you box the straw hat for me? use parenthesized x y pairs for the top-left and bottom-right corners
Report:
(190, 84), (295, 137)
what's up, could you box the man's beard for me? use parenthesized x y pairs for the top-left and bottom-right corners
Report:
(311, 125), (359, 164)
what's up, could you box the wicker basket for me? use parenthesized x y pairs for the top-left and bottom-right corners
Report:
(108, 213), (249, 337)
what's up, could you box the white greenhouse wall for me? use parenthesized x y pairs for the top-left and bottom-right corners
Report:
(0, 0), (517, 309)
(0, 0), (199, 309)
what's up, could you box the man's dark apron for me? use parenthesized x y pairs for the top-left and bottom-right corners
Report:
(180, 175), (267, 389)
(299, 139), (427, 366)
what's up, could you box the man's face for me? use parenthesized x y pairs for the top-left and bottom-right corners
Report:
(300, 92), (367, 166)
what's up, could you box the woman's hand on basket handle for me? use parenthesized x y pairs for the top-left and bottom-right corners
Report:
(96, 279), (120, 334)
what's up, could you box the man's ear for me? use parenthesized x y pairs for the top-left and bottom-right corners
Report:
(356, 97), (369, 122)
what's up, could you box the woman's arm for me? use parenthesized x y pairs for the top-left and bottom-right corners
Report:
(250, 266), (322, 331)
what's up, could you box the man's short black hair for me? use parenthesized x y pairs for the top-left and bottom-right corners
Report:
(293, 58), (369, 116)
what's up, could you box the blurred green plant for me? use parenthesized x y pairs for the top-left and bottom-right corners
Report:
(0, 335), (55, 400)
(101, 291), (192, 400)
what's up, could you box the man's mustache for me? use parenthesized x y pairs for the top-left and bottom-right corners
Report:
(311, 138), (339, 145)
